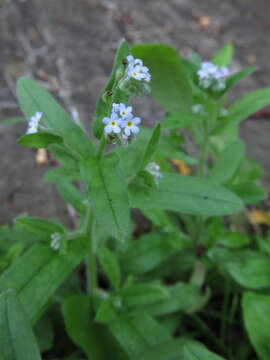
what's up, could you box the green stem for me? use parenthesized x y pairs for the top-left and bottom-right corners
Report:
(84, 210), (97, 294)
(220, 278), (231, 345)
(191, 314), (227, 353)
(96, 133), (106, 158)
(198, 118), (209, 178)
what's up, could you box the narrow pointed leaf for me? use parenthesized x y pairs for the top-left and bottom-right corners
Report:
(212, 42), (234, 67)
(139, 123), (161, 171)
(129, 173), (243, 216)
(132, 44), (192, 113)
(209, 140), (245, 184)
(0, 290), (41, 360)
(93, 39), (130, 139)
(17, 77), (94, 157)
(80, 154), (130, 241)
(242, 292), (270, 360)
(98, 245), (121, 290)
(17, 131), (63, 148)
(0, 236), (87, 324)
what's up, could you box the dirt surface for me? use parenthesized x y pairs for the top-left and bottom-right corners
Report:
(1, 0), (270, 225)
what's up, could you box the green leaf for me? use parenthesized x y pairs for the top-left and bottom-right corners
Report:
(17, 77), (94, 157)
(226, 254), (270, 289)
(212, 87), (270, 135)
(42, 166), (81, 183)
(95, 298), (115, 323)
(208, 248), (270, 289)
(93, 39), (130, 139)
(17, 131), (63, 148)
(118, 233), (182, 275)
(132, 44), (192, 113)
(162, 112), (202, 130)
(48, 143), (79, 168)
(56, 182), (87, 213)
(108, 311), (171, 356)
(0, 290), (41, 360)
(34, 314), (54, 352)
(212, 42), (234, 67)
(120, 283), (169, 308)
(80, 153), (130, 241)
(130, 339), (225, 360)
(225, 66), (257, 92)
(129, 173), (243, 216)
(139, 124), (161, 171)
(62, 295), (128, 360)
(242, 292), (270, 360)
(231, 182), (267, 204)
(0, 236), (87, 324)
(98, 245), (121, 291)
(209, 140), (245, 184)
(14, 216), (64, 242)
(143, 282), (210, 316)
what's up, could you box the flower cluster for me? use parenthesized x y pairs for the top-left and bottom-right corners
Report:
(146, 162), (162, 184)
(50, 232), (62, 251)
(126, 55), (151, 82)
(103, 103), (141, 143)
(197, 62), (230, 91)
(117, 55), (151, 97)
(26, 112), (43, 134)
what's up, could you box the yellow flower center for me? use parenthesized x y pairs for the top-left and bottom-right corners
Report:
(132, 71), (137, 76)
(126, 121), (132, 127)
(111, 121), (116, 126)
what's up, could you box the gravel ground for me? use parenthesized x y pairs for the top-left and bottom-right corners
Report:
(1, 0), (270, 225)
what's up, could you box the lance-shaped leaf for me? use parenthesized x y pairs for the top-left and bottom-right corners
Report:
(209, 140), (245, 185)
(80, 154), (130, 241)
(62, 295), (128, 360)
(98, 245), (121, 291)
(242, 292), (270, 360)
(139, 124), (161, 172)
(130, 339), (225, 360)
(0, 236), (87, 324)
(212, 87), (270, 135)
(0, 290), (41, 360)
(132, 44), (192, 113)
(119, 283), (169, 308)
(17, 131), (63, 148)
(161, 112), (202, 130)
(17, 77), (94, 158)
(108, 310), (171, 357)
(14, 216), (64, 242)
(129, 173), (243, 216)
(56, 182), (87, 213)
(93, 39), (130, 139)
(212, 42), (234, 67)
(231, 182), (267, 205)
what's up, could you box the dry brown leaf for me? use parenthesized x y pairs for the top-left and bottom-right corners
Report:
(36, 149), (48, 165)
(171, 159), (191, 175)
(248, 209), (270, 226)
(198, 16), (212, 29)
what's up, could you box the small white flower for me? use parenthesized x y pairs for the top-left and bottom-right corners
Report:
(128, 65), (146, 81)
(220, 66), (230, 78)
(50, 233), (61, 251)
(122, 115), (141, 136)
(26, 111), (42, 134)
(146, 162), (162, 184)
(192, 104), (204, 114)
(112, 103), (120, 112)
(119, 103), (133, 118)
(126, 55), (143, 67)
(103, 112), (121, 134)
